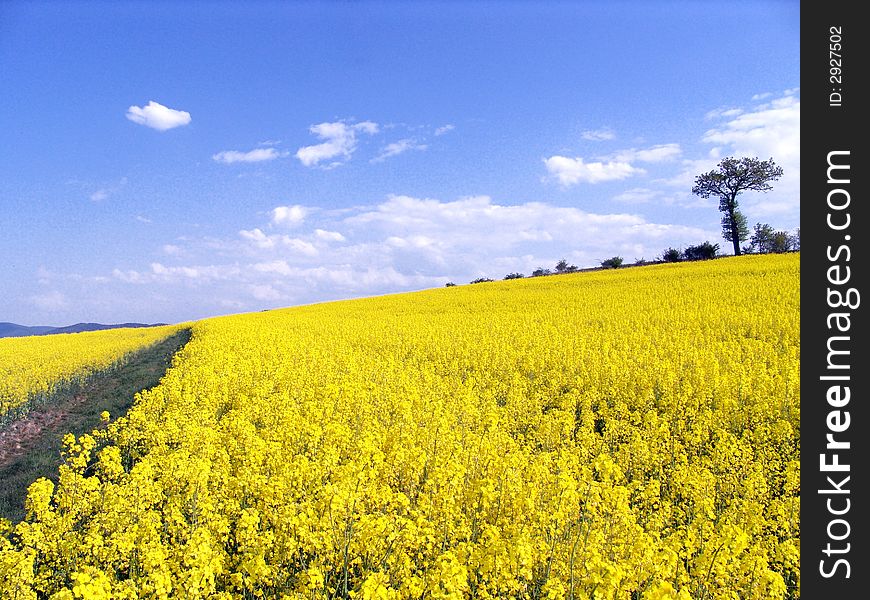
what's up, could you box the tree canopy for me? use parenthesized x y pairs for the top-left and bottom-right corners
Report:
(692, 157), (783, 256)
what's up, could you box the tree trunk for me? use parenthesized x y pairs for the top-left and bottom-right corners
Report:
(731, 217), (741, 255)
(728, 198), (741, 256)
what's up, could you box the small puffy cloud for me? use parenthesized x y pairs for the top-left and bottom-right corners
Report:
(315, 229), (346, 242)
(126, 101), (191, 131)
(252, 260), (293, 276)
(704, 107), (744, 120)
(112, 268), (148, 284)
(213, 148), (287, 164)
(162, 244), (182, 255)
(354, 121), (379, 135)
(610, 143), (682, 163)
(151, 262), (200, 279)
(543, 156), (644, 186)
(581, 128), (615, 141)
(89, 177), (127, 202)
(240, 228), (275, 249)
(285, 238), (318, 256)
(385, 234), (436, 249)
(239, 228), (318, 255)
(150, 262), (241, 281)
(372, 139), (428, 163)
(295, 120), (379, 167)
(434, 124), (455, 136)
(271, 205), (307, 226)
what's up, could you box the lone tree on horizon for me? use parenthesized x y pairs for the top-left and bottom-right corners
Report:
(692, 156), (783, 256)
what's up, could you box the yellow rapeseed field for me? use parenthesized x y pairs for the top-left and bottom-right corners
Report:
(0, 325), (182, 425)
(0, 254), (799, 599)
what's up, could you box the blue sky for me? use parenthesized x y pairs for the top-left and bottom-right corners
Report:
(0, 1), (800, 326)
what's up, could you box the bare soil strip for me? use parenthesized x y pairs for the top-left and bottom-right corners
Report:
(0, 329), (191, 522)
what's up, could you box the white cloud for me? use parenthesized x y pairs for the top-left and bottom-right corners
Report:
(239, 228), (276, 249)
(434, 124), (455, 136)
(271, 205), (307, 226)
(704, 107), (744, 120)
(372, 139), (428, 162)
(345, 195), (708, 264)
(150, 262), (241, 281)
(355, 121), (379, 135)
(385, 234), (436, 249)
(96, 192), (722, 322)
(285, 239), (318, 256)
(213, 148), (287, 164)
(701, 94), (799, 168)
(151, 263), (200, 279)
(89, 177), (127, 202)
(674, 90), (800, 221)
(543, 156), (644, 186)
(582, 128), (616, 141)
(239, 228), (318, 255)
(126, 101), (191, 131)
(229, 194), (712, 291)
(315, 229), (346, 242)
(162, 244), (182, 255)
(252, 260), (294, 276)
(295, 120), (379, 167)
(112, 268), (148, 284)
(609, 143), (681, 163)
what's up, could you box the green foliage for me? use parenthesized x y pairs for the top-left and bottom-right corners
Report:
(600, 256), (624, 269)
(791, 227), (800, 251)
(771, 231), (792, 253)
(0, 330), (191, 522)
(470, 277), (494, 284)
(683, 241), (719, 261)
(692, 156), (783, 256)
(721, 209), (750, 249)
(503, 272), (525, 280)
(751, 223), (798, 254)
(554, 259), (579, 273)
(750, 223), (776, 253)
(531, 267), (552, 277)
(661, 247), (682, 263)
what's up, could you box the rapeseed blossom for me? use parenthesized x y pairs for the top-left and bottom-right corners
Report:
(0, 325), (182, 423)
(0, 254), (799, 598)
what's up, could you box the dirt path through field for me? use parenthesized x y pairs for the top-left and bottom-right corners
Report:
(0, 329), (191, 522)
(0, 396), (86, 465)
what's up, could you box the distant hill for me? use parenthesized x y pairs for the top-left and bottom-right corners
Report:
(0, 322), (168, 339)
